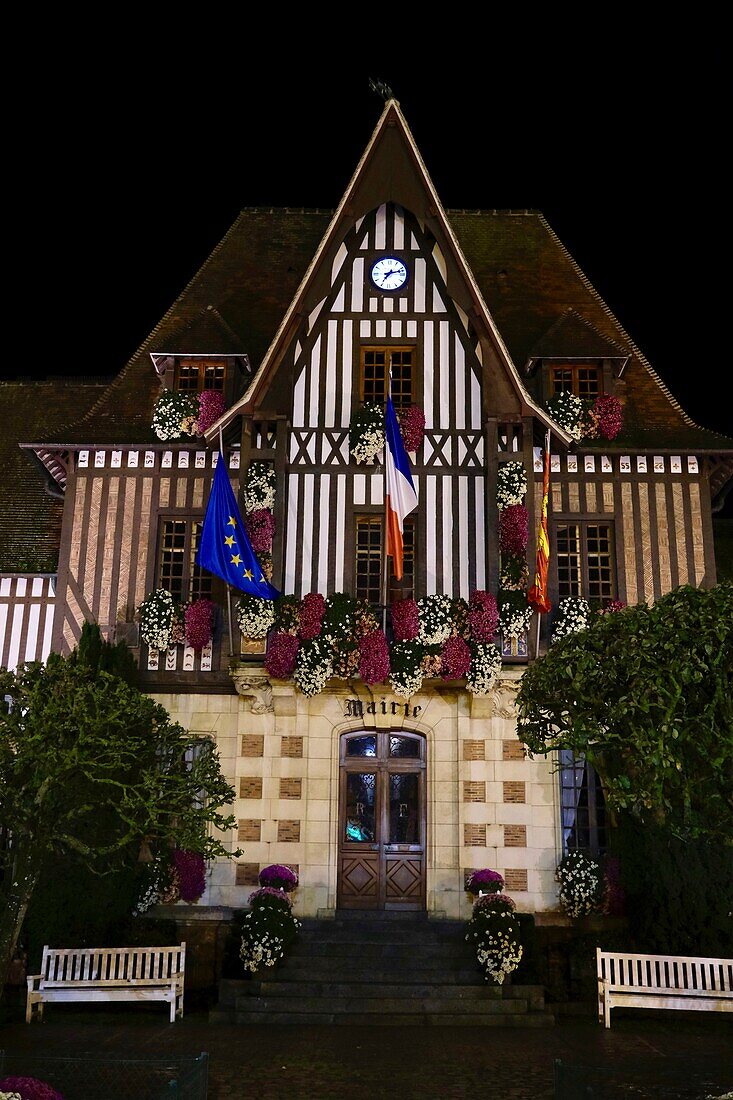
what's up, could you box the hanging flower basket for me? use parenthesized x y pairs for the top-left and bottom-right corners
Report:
(236, 595), (276, 639)
(397, 404), (425, 453)
(499, 504), (529, 556)
(151, 391), (199, 442)
(391, 598), (420, 641)
(245, 508), (275, 553)
(349, 402), (385, 463)
(496, 461), (527, 508)
(553, 595), (592, 640)
(440, 636), (471, 680)
(498, 590), (532, 638)
(184, 598), (216, 651)
(172, 849), (207, 903)
(417, 594), (453, 645)
(138, 589), (177, 650)
(195, 390), (227, 434)
(265, 632), (299, 678)
(593, 394), (623, 440)
(358, 630), (391, 685)
(547, 391), (585, 441)
(389, 640), (425, 699)
(293, 637), (333, 697)
(243, 462), (276, 513)
(467, 591), (499, 642)
(466, 642), (502, 696)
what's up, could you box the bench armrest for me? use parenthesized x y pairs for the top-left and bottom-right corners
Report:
(26, 974), (42, 992)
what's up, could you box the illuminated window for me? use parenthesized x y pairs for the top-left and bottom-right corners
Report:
(354, 516), (416, 605)
(550, 365), (601, 399)
(559, 750), (608, 855)
(555, 522), (615, 605)
(360, 347), (414, 409)
(174, 358), (228, 393)
(158, 519), (212, 603)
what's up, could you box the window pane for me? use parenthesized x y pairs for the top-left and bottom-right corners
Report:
(389, 773), (419, 843)
(389, 735), (420, 758)
(559, 749), (607, 855)
(345, 772), (376, 842)
(190, 522), (212, 602)
(202, 361), (227, 391)
(362, 350), (387, 404)
(556, 524), (581, 597)
(356, 517), (383, 605)
(551, 369), (573, 395)
(159, 520), (188, 603)
(346, 735), (377, 758)
(177, 362), (200, 391)
(586, 524), (614, 602)
(390, 350), (413, 409)
(577, 367), (600, 399)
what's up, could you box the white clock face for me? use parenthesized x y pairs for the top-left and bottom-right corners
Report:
(370, 256), (408, 291)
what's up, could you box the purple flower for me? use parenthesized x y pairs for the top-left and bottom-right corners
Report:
(248, 886), (293, 909)
(172, 849), (206, 903)
(195, 390), (227, 434)
(299, 593), (325, 639)
(245, 508), (275, 553)
(499, 504), (529, 556)
(359, 631), (390, 685)
(474, 892), (516, 912)
(184, 598), (216, 651)
(397, 405), (425, 452)
(468, 591), (499, 642)
(0, 1077), (64, 1100)
(259, 864), (299, 891)
(391, 598), (420, 641)
(593, 394), (623, 440)
(467, 868), (504, 894)
(440, 636), (471, 680)
(265, 632), (300, 678)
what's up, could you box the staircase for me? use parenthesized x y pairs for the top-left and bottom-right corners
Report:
(212, 911), (554, 1026)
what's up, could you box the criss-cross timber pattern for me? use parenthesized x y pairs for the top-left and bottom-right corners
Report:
(597, 948), (733, 1028)
(26, 944), (186, 1023)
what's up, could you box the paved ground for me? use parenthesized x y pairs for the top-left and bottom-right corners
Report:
(1, 1000), (731, 1099)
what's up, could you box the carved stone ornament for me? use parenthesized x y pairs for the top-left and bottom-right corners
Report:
(489, 677), (521, 718)
(230, 668), (274, 713)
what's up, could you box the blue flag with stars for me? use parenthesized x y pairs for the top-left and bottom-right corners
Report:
(196, 453), (280, 599)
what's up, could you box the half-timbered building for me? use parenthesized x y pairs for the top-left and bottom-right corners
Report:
(3, 100), (732, 920)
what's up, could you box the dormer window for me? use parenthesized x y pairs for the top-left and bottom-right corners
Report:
(550, 364), (601, 400)
(174, 358), (229, 393)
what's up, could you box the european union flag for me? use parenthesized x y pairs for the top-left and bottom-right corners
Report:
(196, 454), (279, 599)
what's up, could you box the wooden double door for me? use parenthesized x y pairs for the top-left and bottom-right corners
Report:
(338, 730), (426, 910)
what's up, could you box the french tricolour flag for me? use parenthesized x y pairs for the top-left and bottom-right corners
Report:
(385, 395), (418, 580)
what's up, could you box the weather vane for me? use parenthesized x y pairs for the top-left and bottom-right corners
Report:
(368, 77), (393, 102)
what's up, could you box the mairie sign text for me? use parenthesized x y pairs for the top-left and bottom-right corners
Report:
(344, 698), (422, 719)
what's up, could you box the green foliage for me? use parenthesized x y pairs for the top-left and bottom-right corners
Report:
(614, 818), (733, 956)
(516, 584), (733, 840)
(70, 621), (138, 684)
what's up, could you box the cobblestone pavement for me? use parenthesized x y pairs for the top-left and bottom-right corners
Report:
(1, 1002), (731, 1099)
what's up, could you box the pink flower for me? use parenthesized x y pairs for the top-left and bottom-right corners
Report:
(0, 1078), (64, 1100)
(184, 598), (215, 651)
(245, 508), (275, 553)
(474, 892), (516, 912)
(172, 849), (206, 903)
(391, 598), (419, 641)
(359, 630), (390, 685)
(598, 599), (626, 614)
(440, 635), (471, 679)
(195, 390), (227, 434)
(499, 504), (529, 556)
(259, 864), (299, 891)
(248, 886), (292, 909)
(468, 591), (499, 642)
(398, 405), (426, 452)
(265, 632), (300, 678)
(593, 394), (623, 440)
(299, 592), (325, 639)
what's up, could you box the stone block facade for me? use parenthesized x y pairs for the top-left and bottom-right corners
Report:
(157, 667), (561, 920)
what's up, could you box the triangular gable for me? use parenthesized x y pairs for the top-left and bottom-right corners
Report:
(207, 99), (569, 444)
(527, 308), (630, 362)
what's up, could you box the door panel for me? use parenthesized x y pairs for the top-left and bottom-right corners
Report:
(338, 731), (426, 910)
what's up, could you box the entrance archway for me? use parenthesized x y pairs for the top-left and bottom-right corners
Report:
(337, 730), (426, 910)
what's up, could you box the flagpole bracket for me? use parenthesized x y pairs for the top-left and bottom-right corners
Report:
(230, 665), (274, 713)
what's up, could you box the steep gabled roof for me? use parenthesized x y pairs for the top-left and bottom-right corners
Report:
(527, 308), (629, 361)
(0, 379), (107, 571)
(208, 99), (565, 442)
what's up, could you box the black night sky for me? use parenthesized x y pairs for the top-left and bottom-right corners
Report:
(14, 31), (730, 441)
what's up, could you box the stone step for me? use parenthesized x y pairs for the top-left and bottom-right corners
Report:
(291, 938), (471, 956)
(333, 909), (433, 923)
(234, 994), (529, 1016)
(275, 963), (486, 983)
(230, 1010), (555, 1027)
(248, 981), (505, 1000)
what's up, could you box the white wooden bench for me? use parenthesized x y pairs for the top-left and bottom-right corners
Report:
(597, 948), (733, 1028)
(26, 943), (186, 1024)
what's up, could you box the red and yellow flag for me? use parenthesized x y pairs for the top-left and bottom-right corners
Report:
(528, 435), (552, 614)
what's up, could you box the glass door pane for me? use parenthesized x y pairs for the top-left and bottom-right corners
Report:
(344, 772), (377, 843)
(388, 773), (420, 845)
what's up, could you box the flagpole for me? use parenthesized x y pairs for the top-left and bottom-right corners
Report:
(219, 427), (235, 657)
(382, 373), (391, 632)
(534, 429), (551, 657)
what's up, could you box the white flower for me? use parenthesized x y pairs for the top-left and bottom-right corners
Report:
(466, 644), (502, 696)
(553, 596), (592, 641)
(236, 596), (275, 639)
(417, 594), (453, 645)
(496, 461), (527, 508)
(243, 462), (276, 513)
